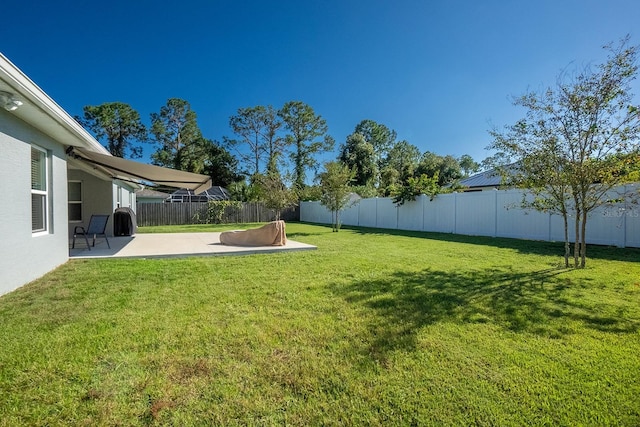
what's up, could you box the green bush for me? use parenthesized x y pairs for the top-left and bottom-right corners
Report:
(206, 200), (243, 224)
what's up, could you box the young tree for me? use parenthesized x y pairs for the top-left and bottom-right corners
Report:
(489, 37), (640, 268)
(318, 161), (355, 232)
(77, 102), (147, 159)
(339, 133), (377, 187)
(279, 101), (334, 189)
(150, 98), (206, 172)
(253, 173), (297, 220)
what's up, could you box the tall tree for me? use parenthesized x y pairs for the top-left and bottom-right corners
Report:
(354, 119), (397, 164)
(77, 102), (147, 159)
(318, 161), (355, 232)
(278, 101), (334, 188)
(226, 105), (286, 177)
(150, 98), (205, 172)
(225, 106), (267, 176)
(391, 173), (441, 206)
(202, 140), (242, 187)
(416, 151), (463, 186)
(262, 106), (286, 176)
(458, 154), (480, 177)
(489, 37), (640, 268)
(383, 140), (421, 184)
(378, 165), (400, 196)
(339, 133), (377, 187)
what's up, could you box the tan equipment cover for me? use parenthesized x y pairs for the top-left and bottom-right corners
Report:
(219, 220), (287, 246)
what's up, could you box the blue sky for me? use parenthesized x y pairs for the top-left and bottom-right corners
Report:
(2, 0), (639, 171)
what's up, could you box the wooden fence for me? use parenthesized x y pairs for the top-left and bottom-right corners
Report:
(136, 202), (299, 226)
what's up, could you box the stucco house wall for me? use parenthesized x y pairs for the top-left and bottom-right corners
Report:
(0, 110), (70, 296)
(0, 52), (135, 296)
(0, 53), (209, 296)
(67, 169), (116, 237)
(112, 180), (137, 211)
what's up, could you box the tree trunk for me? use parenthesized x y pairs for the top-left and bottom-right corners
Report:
(295, 139), (305, 189)
(573, 208), (581, 268)
(563, 212), (570, 268)
(254, 151), (260, 177)
(580, 210), (588, 268)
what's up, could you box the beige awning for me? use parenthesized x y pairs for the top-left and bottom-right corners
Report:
(69, 148), (212, 194)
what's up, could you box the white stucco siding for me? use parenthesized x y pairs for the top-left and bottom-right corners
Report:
(0, 112), (69, 296)
(68, 169), (115, 237)
(112, 181), (136, 210)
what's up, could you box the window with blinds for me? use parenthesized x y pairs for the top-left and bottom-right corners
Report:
(31, 146), (48, 233)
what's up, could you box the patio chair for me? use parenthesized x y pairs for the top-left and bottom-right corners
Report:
(72, 214), (111, 250)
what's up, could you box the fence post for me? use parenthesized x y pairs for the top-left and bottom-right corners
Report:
(494, 188), (498, 238)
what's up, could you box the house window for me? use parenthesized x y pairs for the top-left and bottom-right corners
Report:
(31, 146), (49, 234)
(68, 181), (82, 222)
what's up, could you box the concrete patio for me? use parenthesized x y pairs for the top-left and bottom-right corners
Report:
(69, 232), (316, 259)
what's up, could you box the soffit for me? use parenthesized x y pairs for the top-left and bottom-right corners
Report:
(0, 54), (106, 153)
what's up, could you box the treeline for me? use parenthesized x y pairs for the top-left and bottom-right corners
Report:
(76, 100), (481, 204)
(337, 119), (479, 200)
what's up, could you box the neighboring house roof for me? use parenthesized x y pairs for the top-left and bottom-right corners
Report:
(136, 188), (171, 199)
(167, 186), (231, 202)
(459, 169), (503, 189)
(459, 164), (520, 190)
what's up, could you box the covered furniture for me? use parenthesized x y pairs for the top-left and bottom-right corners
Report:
(72, 214), (110, 250)
(220, 220), (287, 246)
(114, 207), (137, 236)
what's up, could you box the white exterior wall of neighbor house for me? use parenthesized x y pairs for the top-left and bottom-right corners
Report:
(0, 111), (69, 296)
(136, 196), (165, 204)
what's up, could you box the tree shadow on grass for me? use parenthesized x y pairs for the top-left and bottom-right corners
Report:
(341, 225), (640, 262)
(330, 267), (639, 364)
(286, 231), (327, 238)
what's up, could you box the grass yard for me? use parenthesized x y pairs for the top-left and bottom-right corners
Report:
(1, 223), (639, 426)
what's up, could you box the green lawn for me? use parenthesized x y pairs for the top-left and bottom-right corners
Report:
(1, 223), (639, 426)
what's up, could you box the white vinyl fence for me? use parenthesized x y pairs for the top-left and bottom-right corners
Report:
(300, 185), (640, 248)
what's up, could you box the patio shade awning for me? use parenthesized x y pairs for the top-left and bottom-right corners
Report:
(69, 148), (212, 193)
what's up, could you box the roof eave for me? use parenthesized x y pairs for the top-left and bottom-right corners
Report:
(0, 53), (107, 154)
